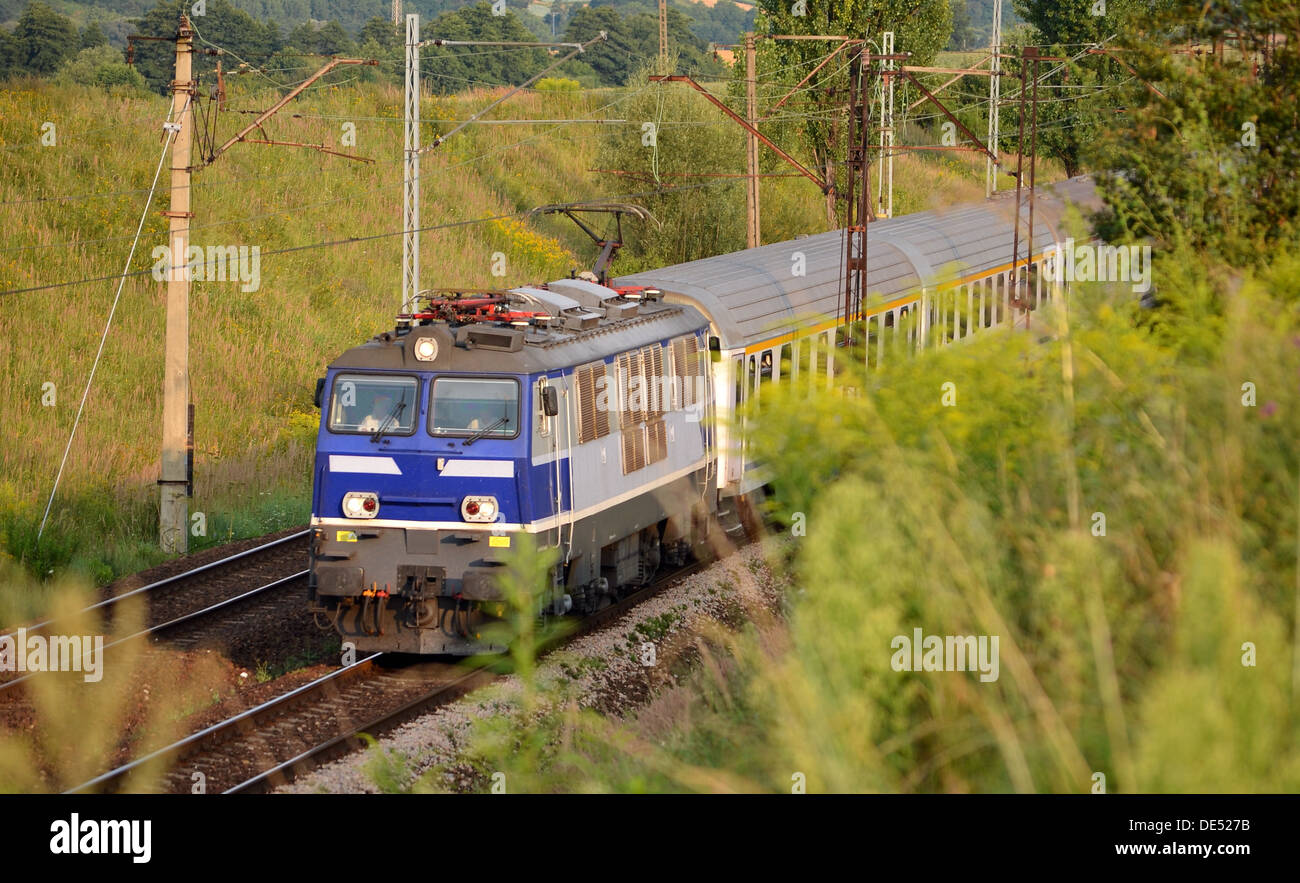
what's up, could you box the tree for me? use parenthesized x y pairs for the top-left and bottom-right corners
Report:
(0, 27), (19, 80)
(747, 0), (954, 223)
(1090, 0), (1300, 269)
(131, 0), (282, 93)
(563, 6), (641, 86)
(13, 1), (76, 76)
(680, 0), (754, 46)
(1014, 0), (1130, 47)
(79, 22), (108, 50)
(284, 20), (356, 55)
(652, 6), (725, 77)
(359, 15), (401, 51)
(57, 44), (146, 90)
(564, 4), (722, 86)
(948, 0), (974, 51)
(285, 21), (317, 52)
(315, 20), (355, 56)
(596, 68), (747, 266)
(1004, 0), (1142, 177)
(757, 0), (953, 69)
(421, 3), (548, 92)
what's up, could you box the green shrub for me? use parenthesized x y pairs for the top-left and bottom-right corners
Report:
(56, 45), (145, 91)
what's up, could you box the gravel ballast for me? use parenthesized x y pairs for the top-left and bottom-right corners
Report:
(278, 543), (785, 794)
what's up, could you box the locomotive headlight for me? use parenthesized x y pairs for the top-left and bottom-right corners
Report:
(413, 337), (438, 362)
(343, 491), (379, 519)
(461, 495), (498, 523)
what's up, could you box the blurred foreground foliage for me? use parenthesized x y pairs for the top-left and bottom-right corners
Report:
(0, 562), (226, 793)
(389, 246), (1299, 793)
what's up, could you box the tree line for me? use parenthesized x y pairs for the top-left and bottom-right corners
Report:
(0, 0), (748, 91)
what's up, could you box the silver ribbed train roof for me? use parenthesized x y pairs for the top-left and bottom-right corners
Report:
(615, 176), (1101, 349)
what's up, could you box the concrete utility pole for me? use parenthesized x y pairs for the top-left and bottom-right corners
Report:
(986, 0), (1002, 197)
(393, 0), (402, 27)
(744, 32), (760, 249)
(160, 14), (194, 554)
(155, 20), (372, 552)
(658, 0), (668, 63)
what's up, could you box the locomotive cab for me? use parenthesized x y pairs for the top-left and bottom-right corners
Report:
(309, 323), (536, 654)
(308, 288), (716, 656)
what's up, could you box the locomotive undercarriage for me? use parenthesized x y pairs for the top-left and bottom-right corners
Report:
(310, 472), (719, 655)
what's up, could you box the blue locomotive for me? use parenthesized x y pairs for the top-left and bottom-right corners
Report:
(308, 279), (717, 654)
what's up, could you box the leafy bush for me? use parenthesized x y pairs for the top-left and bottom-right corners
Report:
(56, 45), (145, 91)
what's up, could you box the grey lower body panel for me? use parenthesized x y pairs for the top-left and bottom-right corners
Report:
(310, 468), (714, 655)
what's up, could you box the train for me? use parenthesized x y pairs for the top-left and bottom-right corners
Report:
(307, 176), (1100, 655)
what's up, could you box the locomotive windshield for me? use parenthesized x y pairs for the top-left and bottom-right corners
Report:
(430, 377), (519, 438)
(328, 374), (419, 435)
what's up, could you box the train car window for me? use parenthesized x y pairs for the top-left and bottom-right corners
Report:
(759, 351), (773, 382)
(646, 420), (668, 465)
(616, 351), (646, 428)
(734, 356), (744, 407)
(778, 344), (791, 382)
(429, 377), (519, 439)
(670, 335), (702, 408)
(328, 374), (419, 436)
(621, 425), (648, 473)
(574, 361), (611, 444)
(612, 347), (668, 475)
(642, 344), (666, 420)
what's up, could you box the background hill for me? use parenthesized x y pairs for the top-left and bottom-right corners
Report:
(0, 0), (757, 55)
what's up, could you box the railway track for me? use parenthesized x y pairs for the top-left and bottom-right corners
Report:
(72, 556), (712, 794)
(0, 529), (310, 691)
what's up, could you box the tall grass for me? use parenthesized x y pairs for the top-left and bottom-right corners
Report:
(406, 252), (1299, 793)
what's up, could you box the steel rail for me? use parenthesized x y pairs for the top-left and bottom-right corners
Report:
(0, 529), (308, 644)
(67, 651), (383, 794)
(0, 569), (308, 693)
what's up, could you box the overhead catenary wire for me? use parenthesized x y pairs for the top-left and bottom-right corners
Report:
(37, 98), (189, 541)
